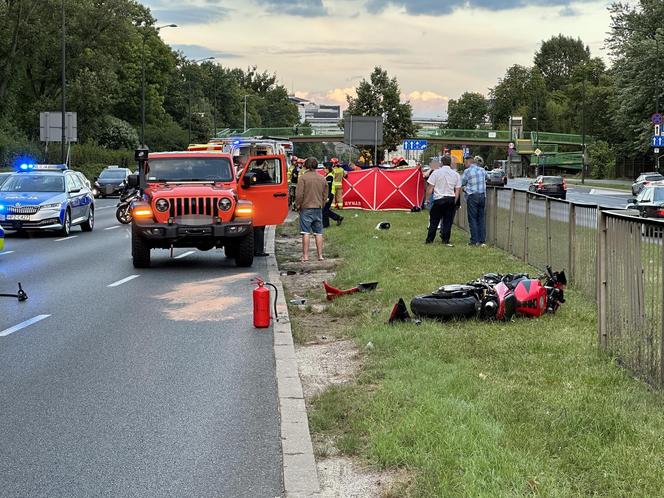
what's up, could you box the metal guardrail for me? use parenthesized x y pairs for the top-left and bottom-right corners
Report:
(456, 187), (664, 388)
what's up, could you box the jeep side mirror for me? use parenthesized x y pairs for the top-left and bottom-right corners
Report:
(127, 174), (139, 189)
(242, 172), (256, 189)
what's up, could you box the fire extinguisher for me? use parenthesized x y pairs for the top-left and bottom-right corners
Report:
(252, 277), (278, 328)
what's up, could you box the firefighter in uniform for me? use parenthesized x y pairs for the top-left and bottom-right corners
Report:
(323, 164), (343, 227)
(331, 157), (346, 209)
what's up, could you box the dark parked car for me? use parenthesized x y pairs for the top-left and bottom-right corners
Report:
(528, 175), (566, 200)
(486, 169), (507, 187)
(627, 183), (664, 218)
(93, 166), (131, 197)
(631, 172), (664, 196)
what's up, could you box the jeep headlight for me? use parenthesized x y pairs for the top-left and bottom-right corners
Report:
(218, 197), (232, 211)
(155, 198), (170, 212)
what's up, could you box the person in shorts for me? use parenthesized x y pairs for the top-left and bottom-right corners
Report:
(295, 157), (329, 262)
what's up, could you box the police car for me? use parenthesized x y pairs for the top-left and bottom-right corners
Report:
(0, 163), (95, 236)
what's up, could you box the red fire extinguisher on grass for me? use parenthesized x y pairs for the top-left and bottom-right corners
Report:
(252, 277), (278, 328)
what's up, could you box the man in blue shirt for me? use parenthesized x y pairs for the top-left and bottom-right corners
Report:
(461, 155), (487, 246)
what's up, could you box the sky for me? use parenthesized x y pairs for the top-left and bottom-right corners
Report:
(144, 0), (615, 119)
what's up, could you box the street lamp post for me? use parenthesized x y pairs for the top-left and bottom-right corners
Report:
(187, 57), (215, 144)
(243, 95), (250, 132)
(61, 0), (66, 163)
(140, 23), (177, 146)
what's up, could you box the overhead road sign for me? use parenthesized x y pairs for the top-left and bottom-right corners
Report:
(403, 140), (428, 151)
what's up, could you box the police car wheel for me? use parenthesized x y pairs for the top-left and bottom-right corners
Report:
(81, 208), (94, 232)
(59, 210), (71, 237)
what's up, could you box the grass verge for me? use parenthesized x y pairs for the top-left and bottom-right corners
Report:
(296, 209), (664, 496)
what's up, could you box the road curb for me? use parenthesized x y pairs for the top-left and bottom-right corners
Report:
(265, 226), (321, 498)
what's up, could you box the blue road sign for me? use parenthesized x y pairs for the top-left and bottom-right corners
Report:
(652, 113), (663, 125)
(652, 135), (664, 147)
(403, 139), (428, 151)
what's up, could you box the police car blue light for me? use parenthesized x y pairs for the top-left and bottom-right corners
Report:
(0, 165), (95, 236)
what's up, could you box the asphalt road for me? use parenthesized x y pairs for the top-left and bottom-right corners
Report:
(0, 199), (282, 497)
(506, 178), (631, 209)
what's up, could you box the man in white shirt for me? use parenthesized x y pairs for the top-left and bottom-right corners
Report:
(424, 156), (462, 246)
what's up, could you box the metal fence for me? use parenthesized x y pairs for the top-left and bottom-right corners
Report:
(455, 188), (664, 387)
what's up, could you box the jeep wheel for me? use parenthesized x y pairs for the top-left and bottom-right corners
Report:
(234, 233), (254, 267)
(131, 225), (151, 268)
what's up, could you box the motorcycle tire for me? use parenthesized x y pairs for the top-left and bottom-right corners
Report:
(116, 206), (132, 224)
(410, 294), (478, 319)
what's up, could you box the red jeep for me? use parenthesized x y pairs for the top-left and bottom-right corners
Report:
(128, 149), (288, 268)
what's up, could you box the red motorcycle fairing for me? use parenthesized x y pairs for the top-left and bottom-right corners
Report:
(494, 282), (517, 321)
(513, 278), (548, 317)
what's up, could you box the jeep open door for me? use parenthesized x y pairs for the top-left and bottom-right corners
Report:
(238, 155), (288, 227)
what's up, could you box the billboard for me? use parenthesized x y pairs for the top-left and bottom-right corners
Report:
(343, 115), (383, 146)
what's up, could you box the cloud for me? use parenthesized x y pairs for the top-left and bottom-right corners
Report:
(365, 0), (592, 15)
(265, 45), (403, 56)
(407, 91), (449, 102)
(144, 1), (228, 24)
(255, 0), (328, 17)
(171, 44), (240, 59)
(326, 87), (356, 104)
(559, 5), (579, 16)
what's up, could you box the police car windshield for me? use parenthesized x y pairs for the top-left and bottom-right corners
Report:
(99, 169), (126, 179)
(0, 174), (65, 193)
(147, 158), (233, 182)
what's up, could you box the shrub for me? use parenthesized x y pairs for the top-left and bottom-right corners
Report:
(96, 116), (139, 150)
(588, 140), (616, 179)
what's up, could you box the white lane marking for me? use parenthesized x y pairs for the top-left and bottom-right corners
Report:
(0, 314), (51, 337)
(95, 206), (115, 211)
(174, 251), (196, 260)
(0, 251), (15, 256)
(107, 275), (140, 288)
(54, 235), (78, 242)
(104, 225), (122, 231)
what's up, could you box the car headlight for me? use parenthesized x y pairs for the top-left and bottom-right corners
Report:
(155, 198), (170, 212)
(94, 181), (100, 187)
(119, 181), (125, 187)
(41, 203), (61, 210)
(218, 197), (232, 211)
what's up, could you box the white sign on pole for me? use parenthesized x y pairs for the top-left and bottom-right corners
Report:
(534, 148), (542, 156)
(40, 112), (78, 143)
(488, 131), (497, 138)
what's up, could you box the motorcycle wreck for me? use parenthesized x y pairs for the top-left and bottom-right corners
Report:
(410, 266), (567, 321)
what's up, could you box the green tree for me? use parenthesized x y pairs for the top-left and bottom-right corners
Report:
(489, 65), (532, 128)
(534, 35), (590, 92)
(346, 66), (417, 152)
(96, 116), (139, 149)
(607, 0), (664, 154)
(446, 92), (488, 129)
(587, 140), (616, 178)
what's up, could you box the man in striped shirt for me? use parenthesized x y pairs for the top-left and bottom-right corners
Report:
(461, 156), (487, 246)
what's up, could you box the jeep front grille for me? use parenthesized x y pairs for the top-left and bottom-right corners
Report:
(167, 197), (219, 217)
(8, 205), (40, 215)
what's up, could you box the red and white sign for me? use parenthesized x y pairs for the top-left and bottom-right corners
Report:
(341, 167), (424, 211)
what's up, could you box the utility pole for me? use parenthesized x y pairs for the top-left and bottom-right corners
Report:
(61, 0), (66, 164)
(188, 57), (215, 144)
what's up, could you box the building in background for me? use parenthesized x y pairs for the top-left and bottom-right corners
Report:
(289, 96), (341, 127)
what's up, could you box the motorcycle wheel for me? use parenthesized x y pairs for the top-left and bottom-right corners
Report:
(116, 205), (132, 224)
(410, 294), (478, 319)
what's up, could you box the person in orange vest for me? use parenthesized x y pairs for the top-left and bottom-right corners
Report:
(331, 157), (346, 209)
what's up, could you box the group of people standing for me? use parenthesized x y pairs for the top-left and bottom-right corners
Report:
(424, 154), (487, 247)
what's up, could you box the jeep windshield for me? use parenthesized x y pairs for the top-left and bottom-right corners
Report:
(147, 158), (233, 182)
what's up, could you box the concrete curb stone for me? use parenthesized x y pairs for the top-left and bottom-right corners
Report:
(265, 225), (321, 498)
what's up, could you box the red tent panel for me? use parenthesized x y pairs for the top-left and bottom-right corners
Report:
(341, 167), (424, 210)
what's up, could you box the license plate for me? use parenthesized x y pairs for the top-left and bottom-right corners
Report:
(7, 215), (30, 221)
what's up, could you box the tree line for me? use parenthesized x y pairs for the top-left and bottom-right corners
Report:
(0, 0), (299, 168)
(445, 0), (663, 177)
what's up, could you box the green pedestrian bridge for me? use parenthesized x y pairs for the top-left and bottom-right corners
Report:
(217, 126), (587, 170)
